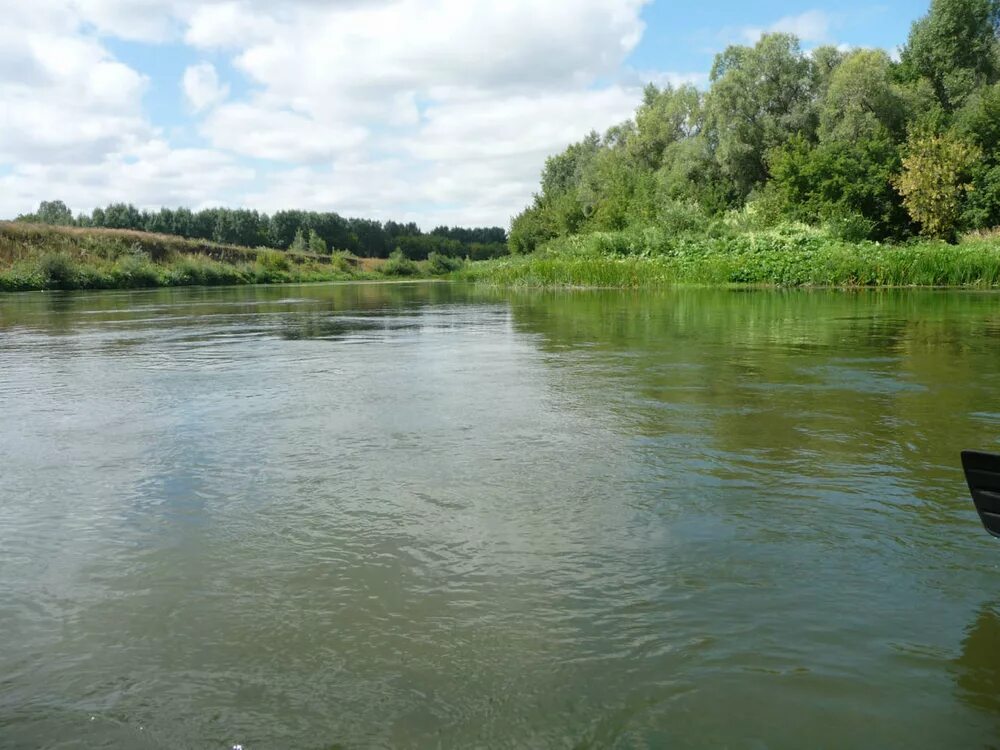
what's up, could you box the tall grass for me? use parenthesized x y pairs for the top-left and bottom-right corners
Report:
(457, 224), (1000, 288)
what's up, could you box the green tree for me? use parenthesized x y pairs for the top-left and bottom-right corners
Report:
(290, 228), (308, 252)
(954, 82), (1000, 227)
(509, 200), (558, 254)
(893, 129), (981, 238)
(308, 229), (328, 254)
(35, 200), (74, 225)
(626, 84), (703, 171)
(706, 34), (817, 201)
(769, 133), (909, 239)
(900, 0), (1000, 110)
(820, 50), (910, 143)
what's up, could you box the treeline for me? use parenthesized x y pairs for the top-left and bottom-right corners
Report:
(15, 201), (508, 260)
(512, 0), (1000, 250)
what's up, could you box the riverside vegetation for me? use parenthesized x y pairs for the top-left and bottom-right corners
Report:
(0, 223), (464, 292)
(6, 0), (1000, 292)
(466, 0), (1000, 288)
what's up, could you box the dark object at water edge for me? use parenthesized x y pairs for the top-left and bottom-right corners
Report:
(962, 451), (1000, 538)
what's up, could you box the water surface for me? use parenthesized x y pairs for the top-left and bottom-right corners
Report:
(2, 282), (1000, 748)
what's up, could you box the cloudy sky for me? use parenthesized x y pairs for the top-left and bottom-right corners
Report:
(0, 0), (928, 228)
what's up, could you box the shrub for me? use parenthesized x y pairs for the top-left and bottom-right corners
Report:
(427, 251), (465, 275)
(824, 212), (877, 242)
(330, 250), (357, 273)
(112, 252), (162, 288)
(383, 249), (419, 276)
(37, 252), (77, 289)
(256, 249), (291, 272)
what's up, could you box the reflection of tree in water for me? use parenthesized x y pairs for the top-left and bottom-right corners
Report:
(956, 604), (1000, 716)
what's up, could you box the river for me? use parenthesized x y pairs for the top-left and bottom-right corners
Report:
(1, 282), (999, 748)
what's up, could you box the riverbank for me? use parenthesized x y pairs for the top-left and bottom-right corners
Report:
(457, 224), (1000, 288)
(0, 223), (441, 292)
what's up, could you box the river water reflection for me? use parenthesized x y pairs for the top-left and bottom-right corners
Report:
(1, 282), (999, 748)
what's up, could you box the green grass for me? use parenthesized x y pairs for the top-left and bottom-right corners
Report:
(456, 223), (1000, 288)
(0, 222), (443, 292)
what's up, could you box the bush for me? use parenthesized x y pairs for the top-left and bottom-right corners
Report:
(656, 201), (713, 235)
(112, 252), (162, 288)
(427, 252), (465, 275)
(256, 249), (291, 272)
(383, 249), (419, 276)
(823, 212), (877, 242)
(37, 252), (78, 289)
(330, 250), (357, 273)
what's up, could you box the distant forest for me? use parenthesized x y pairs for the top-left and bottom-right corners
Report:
(511, 0), (1000, 249)
(14, 201), (508, 261)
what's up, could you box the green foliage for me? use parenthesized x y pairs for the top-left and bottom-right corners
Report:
(308, 229), (328, 254)
(893, 129), (982, 238)
(627, 84), (703, 170)
(0, 223), (432, 291)
(460, 228), (1000, 288)
(820, 50), (910, 142)
(507, 0), (1000, 255)
(823, 213), (879, 243)
(290, 229), (308, 253)
(16, 200), (75, 226)
(509, 201), (558, 254)
(113, 252), (163, 288)
(330, 250), (357, 273)
(383, 249), (419, 276)
(38, 252), (78, 289)
(256, 249), (291, 272)
(955, 82), (1000, 227)
(768, 133), (909, 239)
(427, 251), (465, 275)
(707, 33), (817, 200)
(900, 0), (1000, 110)
(10, 201), (506, 260)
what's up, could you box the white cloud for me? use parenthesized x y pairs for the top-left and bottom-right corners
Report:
(235, 85), (642, 226)
(182, 62), (229, 112)
(0, 21), (149, 165)
(0, 0), (691, 227)
(200, 102), (367, 161)
(740, 10), (833, 45)
(0, 141), (254, 216)
(73, 0), (179, 42)
(183, 2), (279, 49)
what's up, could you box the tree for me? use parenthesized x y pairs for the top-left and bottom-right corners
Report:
(540, 131), (601, 197)
(509, 200), (558, 254)
(101, 203), (142, 229)
(900, 0), (1000, 110)
(270, 210), (306, 249)
(810, 45), (848, 99)
(35, 200), (74, 225)
(956, 82), (1000, 226)
(290, 228), (307, 252)
(820, 50), (910, 143)
(769, 133), (909, 239)
(308, 229), (328, 254)
(893, 129), (981, 238)
(706, 34), (817, 201)
(626, 84), (703, 171)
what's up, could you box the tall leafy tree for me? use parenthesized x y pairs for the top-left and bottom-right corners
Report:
(820, 50), (910, 143)
(900, 0), (1000, 110)
(706, 33), (817, 201)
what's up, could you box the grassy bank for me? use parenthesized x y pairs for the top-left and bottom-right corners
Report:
(0, 223), (444, 292)
(456, 224), (1000, 288)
